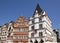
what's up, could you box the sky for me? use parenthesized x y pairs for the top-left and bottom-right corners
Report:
(0, 0), (60, 31)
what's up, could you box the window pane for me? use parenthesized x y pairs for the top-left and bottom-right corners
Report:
(39, 24), (42, 29)
(31, 26), (34, 30)
(39, 32), (43, 37)
(31, 33), (34, 37)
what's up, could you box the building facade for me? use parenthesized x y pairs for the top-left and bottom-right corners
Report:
(0, 26), (2, 43)
(0, 16), (29, 43)
(53, 29), (60, 43)
(13, 16), (29, 43)
(7, 21), (14, 43)
(29, 4), (57, 43)
(0, 24), (8, 43)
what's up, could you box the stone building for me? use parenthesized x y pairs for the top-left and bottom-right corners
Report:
(29, 4), (57, 43)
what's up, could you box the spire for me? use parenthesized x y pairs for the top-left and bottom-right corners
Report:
(33, 4), (42, 15)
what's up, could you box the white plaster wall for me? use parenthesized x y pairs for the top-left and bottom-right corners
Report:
(34, 32), (38, 37)
(34, 13), (39, 17)
(53, 35), (57, 42)
(29, 21), (32, 24)
(46, 30), (51, 35)
(29, 11), (57, 43)
(42, 16), (51, 27)
(34, 23), (39, 29)
(29, 25), (33, 30)
(42, 22), (46, 28)
(42, 21), (53, 33)
(42, 11), (51, 24)
(29, 26), (31, 30)
(34, 18), (39, 23)
(30, 17), (33, 20)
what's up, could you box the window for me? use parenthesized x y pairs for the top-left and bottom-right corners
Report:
(31, 33), (34, 37)
(7, 32), (11, 37)
(35, 24), (39, 29)
(2, 37), (6, 40)
(20, 22), (24, 25)
(20, 20), (24, 25)
(24, 28), (28, 32)
(39, 17), (42, 22)
(39, 32), (43, 37)
(32, 20), (34, 24)
(34, 30), (37, 33)
(39, 24), (42, 29)
(34, 18), (39, 23)
(14, 36), (18, 39)
(31, 26), (34, 30)
(2, 32), (6, 35)
(20, 29), (23, 32)
(24, 36), (28, 39)
(16, 36), (18, 39)
(14, 29), (19, 32)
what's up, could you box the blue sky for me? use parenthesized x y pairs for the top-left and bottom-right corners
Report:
(0, 0), (60, 30)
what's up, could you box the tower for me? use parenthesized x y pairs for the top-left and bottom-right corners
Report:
(29, 4), (57, 43)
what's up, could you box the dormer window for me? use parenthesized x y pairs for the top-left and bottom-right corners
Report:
(36, 10), (38, 13)
(34, 10), (39, 17)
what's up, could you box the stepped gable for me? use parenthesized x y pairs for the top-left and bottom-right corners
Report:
(14, 16), (28, 28)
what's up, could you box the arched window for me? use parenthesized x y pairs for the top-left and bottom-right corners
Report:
(40, 39), (44, 43)
(35, 40), (38, 43)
